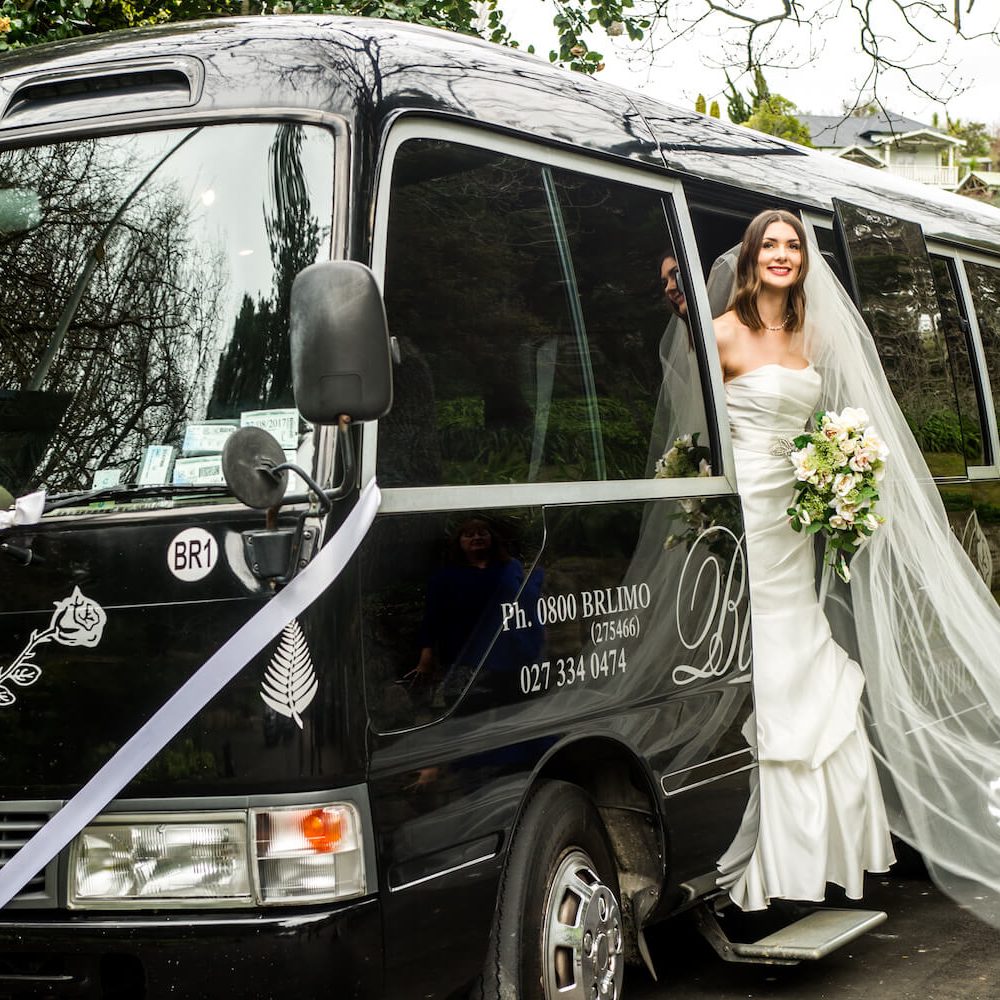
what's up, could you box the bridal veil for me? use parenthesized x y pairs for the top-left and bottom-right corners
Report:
(709, 237), (1000, 926)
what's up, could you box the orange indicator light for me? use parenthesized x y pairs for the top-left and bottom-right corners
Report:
(301, 808), (344, 853)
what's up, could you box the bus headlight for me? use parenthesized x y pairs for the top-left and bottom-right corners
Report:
(69, 815), (252, 906)
(68, 804), (366, 908)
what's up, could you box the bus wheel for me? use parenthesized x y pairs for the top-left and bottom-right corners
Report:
(478, 780), (624, 1000)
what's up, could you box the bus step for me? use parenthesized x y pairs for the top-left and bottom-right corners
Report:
(694, 902), (887, 966)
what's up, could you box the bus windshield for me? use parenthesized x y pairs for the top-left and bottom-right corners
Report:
(0, 122), (334, 506)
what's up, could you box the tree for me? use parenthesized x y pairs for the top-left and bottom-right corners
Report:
(724, 70), (752, 124)
(625, 2), (999, 107)
(0, 0), (646, 74)
(694, 93), (706, 114)
(725, 65), (771, 125)
(1, 1), (998, 105)
(708, 100), (720, 118)
(725, 66), (810, 146)
(947, 117), (992, 169)
(744, 94), (812, 146)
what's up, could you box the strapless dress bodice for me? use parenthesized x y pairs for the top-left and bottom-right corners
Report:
(725, 363), (822, 453)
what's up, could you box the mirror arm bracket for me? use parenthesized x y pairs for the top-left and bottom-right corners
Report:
(264, 414), (355, 520)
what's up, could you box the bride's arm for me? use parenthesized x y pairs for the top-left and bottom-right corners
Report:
(713, 311), (737, 381)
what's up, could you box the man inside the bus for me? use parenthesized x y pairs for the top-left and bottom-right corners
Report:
(647, 247), (704, 473)
(659, 250), (688, 319)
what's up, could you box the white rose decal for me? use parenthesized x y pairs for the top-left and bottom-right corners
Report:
(0, 587), (108, 706)
(49, 587), (107, 648)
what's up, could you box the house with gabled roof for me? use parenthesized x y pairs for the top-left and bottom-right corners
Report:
(797, 111), (966, 189)
(956, 170), (1000, 202)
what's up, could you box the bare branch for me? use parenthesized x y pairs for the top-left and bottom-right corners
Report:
(703, 0), (794, 29)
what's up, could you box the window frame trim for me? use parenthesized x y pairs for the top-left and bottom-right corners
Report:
(366, 117), (735, 507)
(927, 242), (1000, 476)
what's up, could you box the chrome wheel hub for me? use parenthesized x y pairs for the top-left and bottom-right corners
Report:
(542, 849), (624, 1000)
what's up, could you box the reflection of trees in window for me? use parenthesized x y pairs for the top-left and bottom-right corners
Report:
(550, 174), (677, 479)
(930, 257), (984, 464)
(965, 262), (1000, 450)
(0, 136), (223, 494)
(839, 206), (965, 475)
(210, 124), (321, 416)
(381, 139), (689, 487)
(383, 143), (587, 485)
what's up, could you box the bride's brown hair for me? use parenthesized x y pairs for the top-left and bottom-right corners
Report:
(731, 209), (809, 333)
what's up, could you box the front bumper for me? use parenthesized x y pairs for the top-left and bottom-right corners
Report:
(0, 897), (383, 998)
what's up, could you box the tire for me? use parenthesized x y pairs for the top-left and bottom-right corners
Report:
(475, 779), (625, 1000)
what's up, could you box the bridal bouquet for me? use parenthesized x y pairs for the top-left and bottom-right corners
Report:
(785, 407), (888, 582)
(655, 434), (714, 550)
(654, 433), (712, 481)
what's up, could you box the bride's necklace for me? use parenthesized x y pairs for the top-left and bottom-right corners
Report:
(762, 314), (791, 332)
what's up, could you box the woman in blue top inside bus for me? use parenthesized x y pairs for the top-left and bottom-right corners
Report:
(409, 516), (542, 703)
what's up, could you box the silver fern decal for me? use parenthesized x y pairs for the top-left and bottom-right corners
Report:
(260, 619), (318, 728)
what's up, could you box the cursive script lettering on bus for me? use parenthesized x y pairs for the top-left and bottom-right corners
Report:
(672, 526), (751, 686)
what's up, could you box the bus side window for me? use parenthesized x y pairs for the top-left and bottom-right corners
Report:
(834, 201), (969, 479)
(963, 260), (1000, 448)
(930, 256), (988, 466)
(378, 137), (713, 487)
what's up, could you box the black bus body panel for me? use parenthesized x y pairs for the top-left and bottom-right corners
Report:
(0, 504), (368, 799)
(0, 897), (383, 998)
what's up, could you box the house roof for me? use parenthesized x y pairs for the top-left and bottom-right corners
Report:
(957, 171), (1000, 191)
(799, 112), (952, 148)
(834, 144), (885, 167)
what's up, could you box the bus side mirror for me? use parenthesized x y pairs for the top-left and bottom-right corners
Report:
(289, 260), (393, 425)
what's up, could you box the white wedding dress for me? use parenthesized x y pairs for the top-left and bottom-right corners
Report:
(716, 362), (895, 910)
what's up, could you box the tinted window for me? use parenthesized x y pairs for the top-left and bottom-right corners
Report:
(835, 201), (967, 478)
(379, 138), (711, 487)
(0, 124), (333, 499)
(930, 256), (986, 465)
(965, 260), (1000, 448)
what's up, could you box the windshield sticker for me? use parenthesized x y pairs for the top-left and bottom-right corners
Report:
(137, 445), (177, 486)
(241, 409), (300, 450)
(91, 469), (122, 490)
(181, 421), (239, 457)
(172, 456), (225, 486)
(260, 619), (318, 728)
(0, 587), (107, 707)
(167, 527), (218, 582)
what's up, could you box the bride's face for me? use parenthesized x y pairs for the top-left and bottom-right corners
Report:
(756, 221), (802, 290)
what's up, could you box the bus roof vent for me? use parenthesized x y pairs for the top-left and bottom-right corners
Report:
(2, 57), (204, 127)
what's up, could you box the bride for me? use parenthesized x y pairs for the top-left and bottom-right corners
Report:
(708, 208), (1000, 922)
(710, 209), (894, 909)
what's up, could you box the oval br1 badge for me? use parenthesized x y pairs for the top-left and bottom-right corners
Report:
(167, 527), (218, 582)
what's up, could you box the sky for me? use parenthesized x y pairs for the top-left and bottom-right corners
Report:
(501, 1), (1000, 131)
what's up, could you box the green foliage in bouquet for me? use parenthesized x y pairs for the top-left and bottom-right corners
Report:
(786, 407), (888, 582)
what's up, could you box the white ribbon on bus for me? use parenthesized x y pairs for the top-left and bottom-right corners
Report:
(0, 477), (381, 909)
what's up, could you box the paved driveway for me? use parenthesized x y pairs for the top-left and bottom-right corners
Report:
(627, 871), (1000, 999)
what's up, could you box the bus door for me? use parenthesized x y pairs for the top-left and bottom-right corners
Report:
(360, 121), (754, 996)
